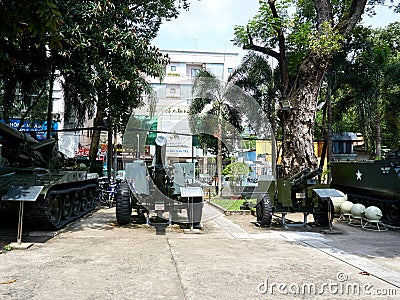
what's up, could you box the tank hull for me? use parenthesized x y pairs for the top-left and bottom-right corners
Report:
(331, 160), (400, 225)
(0, 167), (98, 230)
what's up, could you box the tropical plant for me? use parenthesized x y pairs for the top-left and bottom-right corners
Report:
(328, 23), (400, 158)
(189, 69), (244, 196)
(222, 161), (251, 190)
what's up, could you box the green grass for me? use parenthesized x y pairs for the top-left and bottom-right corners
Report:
(211, 198), (258, 211)
(211, 198), (245, 210)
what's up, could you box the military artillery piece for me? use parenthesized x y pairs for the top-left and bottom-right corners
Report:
(255, 166), (341, 227)
(115, 136), (204, 232)
(0, 122), (98, 230)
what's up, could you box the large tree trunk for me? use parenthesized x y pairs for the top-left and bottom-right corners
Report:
(375, 110), (382, 159)
(46, 66), (56, 139)
(242, 0), (368, 178)
(89, 108), (104, 162)
(281, 54), (327, 176)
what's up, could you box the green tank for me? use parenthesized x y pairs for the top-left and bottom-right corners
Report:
(331, 150), (400, 226)
(0, 122), (98, 230)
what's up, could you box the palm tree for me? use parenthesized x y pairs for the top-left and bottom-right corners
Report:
(189, 61), (277, 195)
(189, 69), (244, 196)
(228, 51), (277, 173)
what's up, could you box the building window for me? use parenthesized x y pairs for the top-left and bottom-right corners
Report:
(191, 68), (200, 77)
(228, 68), (233, 73)
(171, 65), (176, 71)
(166, 84), (179, 98)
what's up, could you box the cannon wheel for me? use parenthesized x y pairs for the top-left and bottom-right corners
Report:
(256, 194), (273, 227)
(313, 198), (334, 226)
(116, 183), (132, 225)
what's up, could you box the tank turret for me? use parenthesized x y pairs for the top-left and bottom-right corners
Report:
(0, 122), (65, 168)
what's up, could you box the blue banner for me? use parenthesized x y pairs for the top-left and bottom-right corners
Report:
(1, 119), (59, 140)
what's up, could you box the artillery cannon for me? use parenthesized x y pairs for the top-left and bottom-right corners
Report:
(254, 166), (342, 227)
(0, 122), (98, 230)
(115, 135), (204, 232)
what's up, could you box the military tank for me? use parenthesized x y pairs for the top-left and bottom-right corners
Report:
(0, 122), (99, 230)
(330, 150), (400, 226)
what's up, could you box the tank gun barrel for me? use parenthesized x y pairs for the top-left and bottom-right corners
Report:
(0, 122), (38, 144)
(0, 121), (64, 168)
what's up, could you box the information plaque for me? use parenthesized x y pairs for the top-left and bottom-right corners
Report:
(313, 189), (343, 198)
(180, 187), (204, 198)
(2, 186), (44, 202)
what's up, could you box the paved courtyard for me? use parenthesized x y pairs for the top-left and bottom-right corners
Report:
(1, 203), (400, 299)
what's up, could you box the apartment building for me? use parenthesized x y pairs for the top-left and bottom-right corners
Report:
(137, 49), (239, 162)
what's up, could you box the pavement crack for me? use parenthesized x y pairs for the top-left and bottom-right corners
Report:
(167, 238), (187, 300)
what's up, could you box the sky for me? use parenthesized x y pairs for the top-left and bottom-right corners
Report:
(152, 0), (400, 58)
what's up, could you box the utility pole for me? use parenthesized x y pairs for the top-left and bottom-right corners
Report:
(217, 103), (223, 197)
(107, 122), (113, 181)
(46, 66), (55, 139)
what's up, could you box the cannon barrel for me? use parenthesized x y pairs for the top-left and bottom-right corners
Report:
(290, 168), (311, 182)
(0, 122), (39, 144)
(154, 136), (167, 167)
(292, 167), (322, 190)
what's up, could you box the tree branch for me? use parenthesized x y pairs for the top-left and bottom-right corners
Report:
(268, 0), (290, 98)
(335, 0), (368, 37)
(243, 43), (280, 60)
(314, 0), (333, 28)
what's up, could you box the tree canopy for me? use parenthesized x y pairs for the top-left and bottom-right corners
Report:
(0, 0), (190, 161)
(233, 0), (399, 176)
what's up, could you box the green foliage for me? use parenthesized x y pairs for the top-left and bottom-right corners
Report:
(233, 0), (292, 51)
(329, 22), (400, 152)
(222, 161), (250, 176)
(231, 0), (400, 175)
(0, 0), (188, 134)
(308, 22), (344, 57)
(57, 0), (186, 130)
(228, 51), (274, 114)
(0, 0), (62, 121)
(211, 198), (246, 211)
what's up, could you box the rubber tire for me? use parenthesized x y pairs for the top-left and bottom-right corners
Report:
(256, 194), (273, 227)
(313, 198), (334, 226)
(116, 183), (132, 225)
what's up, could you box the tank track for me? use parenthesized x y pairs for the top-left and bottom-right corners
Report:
(25, 183), (98, 231)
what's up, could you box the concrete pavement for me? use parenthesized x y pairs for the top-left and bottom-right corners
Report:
(1, 203), (399, 299)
